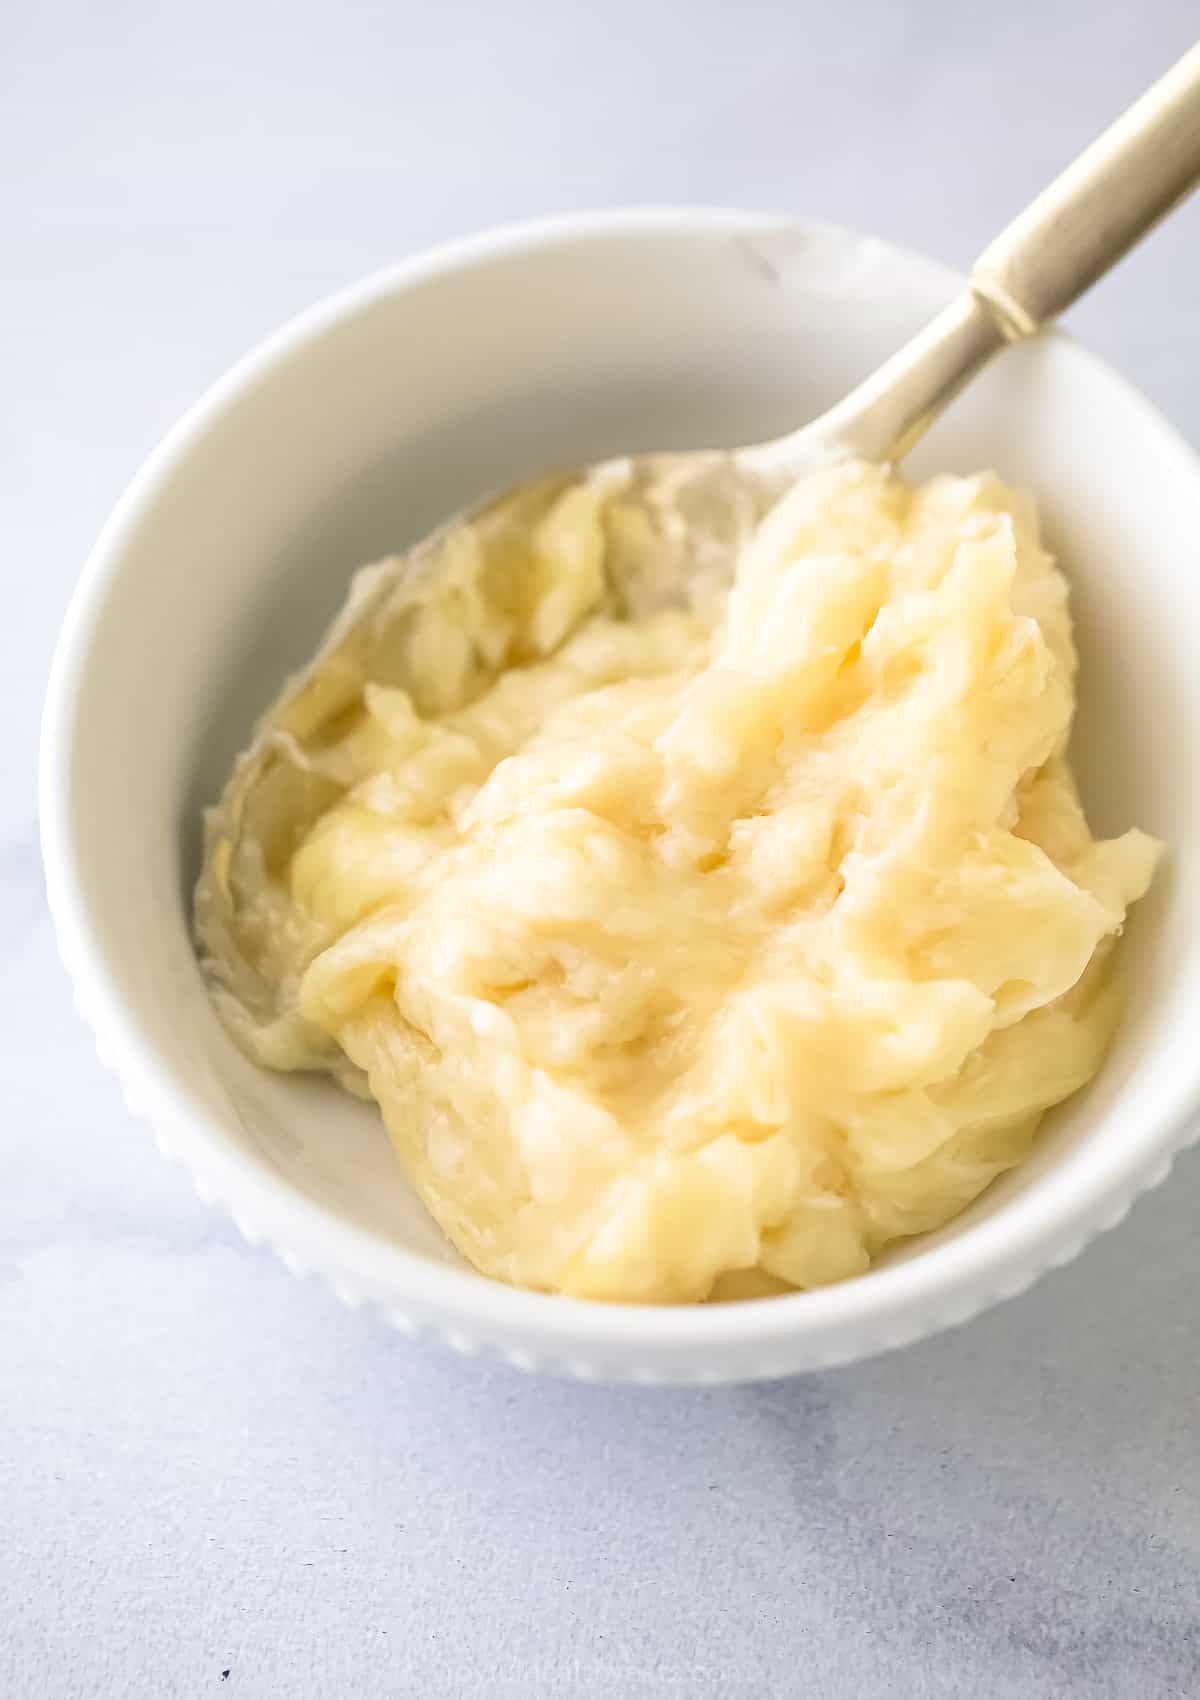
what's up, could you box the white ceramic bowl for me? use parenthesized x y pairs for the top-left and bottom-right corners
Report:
(42, 209), (1200, 1383)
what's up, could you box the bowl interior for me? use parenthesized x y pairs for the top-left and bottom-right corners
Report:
(52, 214), (1200, 1314)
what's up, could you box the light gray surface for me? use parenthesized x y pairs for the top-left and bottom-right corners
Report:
(5, 2), (1200, 1695)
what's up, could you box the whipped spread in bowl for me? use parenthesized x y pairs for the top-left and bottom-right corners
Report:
(196, 460), (1159, 1303)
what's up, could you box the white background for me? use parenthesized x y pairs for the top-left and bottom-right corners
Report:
(5, 3), (1200, 1695)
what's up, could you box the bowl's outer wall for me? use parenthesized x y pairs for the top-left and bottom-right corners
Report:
(41, 212), (1200, 1381)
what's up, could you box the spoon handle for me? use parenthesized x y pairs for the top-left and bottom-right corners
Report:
(799, 42), (1200, 467)
(973, 41), (1200, 336)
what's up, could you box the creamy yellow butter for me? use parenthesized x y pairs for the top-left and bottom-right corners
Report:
(196, 461), (1158, 1303)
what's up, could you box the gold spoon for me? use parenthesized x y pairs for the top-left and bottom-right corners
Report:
(198, 44), (1200, 1038)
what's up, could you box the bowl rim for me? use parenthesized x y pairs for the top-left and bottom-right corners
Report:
(40, 204), (1200, 1372)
